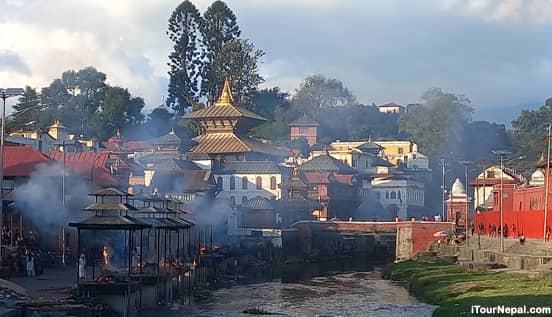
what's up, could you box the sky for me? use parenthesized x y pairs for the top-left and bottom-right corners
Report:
(0, 0), (551, 122)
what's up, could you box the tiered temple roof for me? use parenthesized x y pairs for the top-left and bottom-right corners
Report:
(183, 78), (289, 159)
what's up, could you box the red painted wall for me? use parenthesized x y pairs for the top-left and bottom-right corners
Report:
(474, 210), (552, 239)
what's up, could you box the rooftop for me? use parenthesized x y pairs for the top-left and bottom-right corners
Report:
(299, 152), (356, 174)
(215, 161), (282, 174)
(289, 113), (318, 127)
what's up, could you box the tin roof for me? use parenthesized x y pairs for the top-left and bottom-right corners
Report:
(3, 146), (52, 177)
(84, 202), (137, 211)
(153, 159), (202, 172)
(153, 129), (181, 145)
(242, 196), (275, 210)
(299, 153), (356, 174)
(69, 215), (150, 230)
(289, 114), (318, 127)
(91, 187), (131, 196)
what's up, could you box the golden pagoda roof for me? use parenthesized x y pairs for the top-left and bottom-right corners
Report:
(190, 133), (251, 154)
(183, 78), (266, 121)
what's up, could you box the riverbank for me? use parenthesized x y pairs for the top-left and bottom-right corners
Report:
(384, 254), (552, 316)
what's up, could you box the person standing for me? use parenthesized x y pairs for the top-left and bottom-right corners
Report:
(78, 253), (86, 280)
(26, 254), (35, 277)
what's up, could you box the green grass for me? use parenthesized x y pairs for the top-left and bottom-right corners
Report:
(384, 255), (552, 316)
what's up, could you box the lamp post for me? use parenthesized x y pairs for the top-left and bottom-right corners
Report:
(441, 157), (446, 221)
(544, 123), (551, 242)
(458, 160), (473, 245)
(0, 88), (24, 263)
(492, 150), (511, 253)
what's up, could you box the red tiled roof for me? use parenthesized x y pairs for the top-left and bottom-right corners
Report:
(3, 146), (52, 177)
(46, 152), (118, 186)
(331, 174), (354, 185)
(303, 172), (331, 184)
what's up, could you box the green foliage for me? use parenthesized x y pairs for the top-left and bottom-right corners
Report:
(8, 86), (42, 131)
(166, 0), (203, 114)
(398, 87), (474, 154)
(201, 0), (241, 104)
(386, 257), (552, 317)
(9, 67), (145, 142)
(250, 87), (290, 120)
(221, 39), (265, 107)
(291, 74), (356, 118)
(510, 100), (552, 175)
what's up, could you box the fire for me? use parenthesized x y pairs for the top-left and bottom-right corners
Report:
(102, 246), (109, 268)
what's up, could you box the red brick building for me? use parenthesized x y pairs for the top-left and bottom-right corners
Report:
(289, 114), (318, 146)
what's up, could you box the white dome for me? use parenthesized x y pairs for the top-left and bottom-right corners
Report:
(530, 169), (545, 186)
(451, 178), (466, 196)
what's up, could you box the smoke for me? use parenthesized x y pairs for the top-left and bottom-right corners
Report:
(13, 161), (92, 235)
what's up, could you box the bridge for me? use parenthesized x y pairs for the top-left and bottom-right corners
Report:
(282, 220), (455, 261)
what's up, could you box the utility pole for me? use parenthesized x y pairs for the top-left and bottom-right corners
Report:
(545, 123), (551, 242)
(492, 150), (511, 253)
(459, 160), (473, 245)
(441, 158), (446, 221)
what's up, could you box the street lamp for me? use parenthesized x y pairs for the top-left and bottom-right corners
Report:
(0, 88), (24, 262)
(441, 157), (446, 221)
(492, 149), (511, 253)
(544, 123), (551, 242)
(458, 160), (473, 246)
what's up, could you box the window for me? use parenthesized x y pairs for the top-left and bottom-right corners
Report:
(398, 192), (401, 200)
(217, 176), (223, 190)
(230, 176), (235, 190)
(242, 176), (248, 190)
(390, 192), (397, 199)
(298, 127), (308, 134)
(486, 171), (496, 178)
(230, 196), (235, 206)
(398, 148), (403, 154)
(270, 176), (277, 190)
(256, 176), (263, 190)
(385, 192), (389, 199)
(352, 159), (357, 167)
(242, 196), (248, 205)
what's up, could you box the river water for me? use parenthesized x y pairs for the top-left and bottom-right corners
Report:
(176, 261), (437, 317)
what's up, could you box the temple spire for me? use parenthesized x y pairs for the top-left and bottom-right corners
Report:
(216, 77), (234, 105)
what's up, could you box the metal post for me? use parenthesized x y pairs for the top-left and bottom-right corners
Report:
(500, 155), (504, 252)
(544, 123), (551, 242)
(441, 158), (446, 221)
(0, 93), (6, 263)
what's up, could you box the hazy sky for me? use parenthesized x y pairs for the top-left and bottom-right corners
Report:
(0, 0), (551, 115)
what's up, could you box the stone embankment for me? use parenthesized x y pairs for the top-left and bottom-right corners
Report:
(436, 235), (552, 274)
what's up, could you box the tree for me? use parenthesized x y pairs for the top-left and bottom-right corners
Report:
(509, 100), (552, 175)
(221, 39), (265, 106)
(291, 74), (356, 119)
(397, 87), (473, 154)
(166, 0), (203, 114)
(7, 86), (41, 132)
(146, 107), (175, 137)
(201, 0), (241, 104)
(95, 87), (145, 140)
(251, 87), (290, 120)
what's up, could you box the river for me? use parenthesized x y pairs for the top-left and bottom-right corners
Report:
(170, 260), (437, 317)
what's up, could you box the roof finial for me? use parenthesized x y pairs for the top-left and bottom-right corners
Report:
(169, 128), (175, 135)
(116, 128), (121, 137)
(217, 77), (234, 105)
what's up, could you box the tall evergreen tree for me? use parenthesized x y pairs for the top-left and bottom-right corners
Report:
(222, 39), (265, 106)
(201, 0), (241, 104)
(167, 1), (203, 115)
(7, 86), (41, 132)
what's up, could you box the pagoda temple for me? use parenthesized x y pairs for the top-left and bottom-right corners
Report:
(183, 78), (288, 163)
